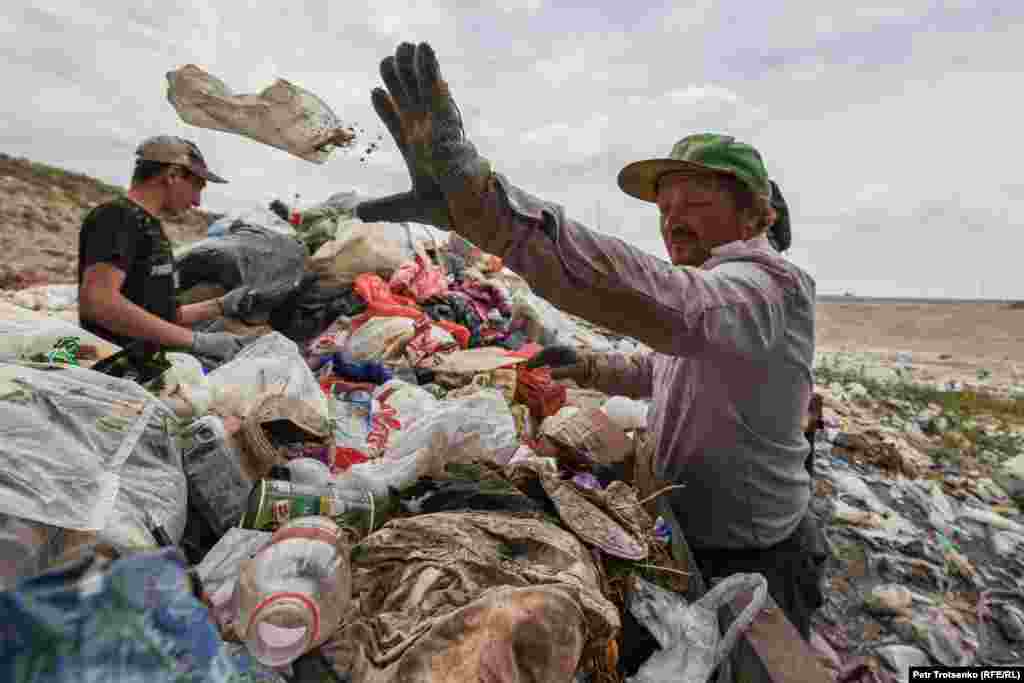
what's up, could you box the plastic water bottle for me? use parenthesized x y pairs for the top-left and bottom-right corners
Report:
(239, 478), (378, 533)
(236, 516), (351, 667)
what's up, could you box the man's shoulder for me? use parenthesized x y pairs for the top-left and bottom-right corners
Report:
(83, 197), (160, 231)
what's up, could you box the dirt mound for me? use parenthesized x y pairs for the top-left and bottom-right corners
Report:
(0, 153), (211, 289)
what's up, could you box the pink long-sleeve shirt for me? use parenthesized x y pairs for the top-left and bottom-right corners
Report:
(462, 176), (817, 549)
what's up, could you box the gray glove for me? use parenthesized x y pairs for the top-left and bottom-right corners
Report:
(219, 286), (252, 320)
(356, 42), (490, 227)
(190, 331), (250, 364)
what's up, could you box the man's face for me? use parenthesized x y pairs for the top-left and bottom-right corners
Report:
(656, 173), (746, 267)
(164, 166), (206, 213)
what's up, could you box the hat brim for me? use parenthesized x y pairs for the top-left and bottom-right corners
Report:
(190, 165), (228, 184)
(617, 158), (733, 203)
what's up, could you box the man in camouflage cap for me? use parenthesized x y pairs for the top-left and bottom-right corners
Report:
(353, 43), (824, 638)
(78, 136), (252, 363)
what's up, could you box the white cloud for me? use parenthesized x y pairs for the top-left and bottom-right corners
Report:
(2, 0), (1023, 298)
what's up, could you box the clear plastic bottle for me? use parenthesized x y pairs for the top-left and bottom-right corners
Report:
(236, 516), (351, 667)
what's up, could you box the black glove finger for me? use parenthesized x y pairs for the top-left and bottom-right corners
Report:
(395, 42), (424, 113)
(356, 192), (447, 225)
(371, 87), (406, 150)
(380, 54), (413, 112)
(415, 42), (462, 132)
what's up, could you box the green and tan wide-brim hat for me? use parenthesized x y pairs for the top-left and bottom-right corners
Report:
(617, 133), (771, 202)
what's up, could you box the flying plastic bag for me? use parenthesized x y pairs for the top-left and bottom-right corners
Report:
(166, 64), (355, 163)
(627, 573), (768, 683)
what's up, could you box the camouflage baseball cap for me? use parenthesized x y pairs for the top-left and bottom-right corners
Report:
(617, 133), (770, 202)
(135, 135), (228, 183)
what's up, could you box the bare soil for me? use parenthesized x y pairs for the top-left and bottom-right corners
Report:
(817, 299), (1024, 391)
(0, 153), (210, 289)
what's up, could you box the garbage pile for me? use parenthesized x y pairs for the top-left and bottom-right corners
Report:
(807, 367), (1024, 679)
(0, 205), (726, 683)
(2, 200), (1023, 680)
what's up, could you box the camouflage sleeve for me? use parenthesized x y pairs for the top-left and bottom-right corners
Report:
(583, 351), (654, 399)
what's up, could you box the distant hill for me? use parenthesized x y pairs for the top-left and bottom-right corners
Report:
(0, 153), (212, 289)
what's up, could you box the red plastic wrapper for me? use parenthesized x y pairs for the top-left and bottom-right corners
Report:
(332, 447), (369, 473)
(515, 365), (567, 419)
(433, 320), (470, 349)
(350, 273), (425, 332)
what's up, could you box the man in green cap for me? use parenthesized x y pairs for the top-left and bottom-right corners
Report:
(78, 135), (255, 364)
(355, 43), (824, 638)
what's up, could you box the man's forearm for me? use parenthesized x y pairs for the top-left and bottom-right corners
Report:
(178, 297), (223, 327)
(81, 294), (193, 348)
(447, 175), (689, 356)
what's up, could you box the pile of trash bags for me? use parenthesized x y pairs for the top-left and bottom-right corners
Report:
(1, 204), (758, 683)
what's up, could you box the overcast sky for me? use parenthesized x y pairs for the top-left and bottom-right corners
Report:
(3, 1), (1023, 299)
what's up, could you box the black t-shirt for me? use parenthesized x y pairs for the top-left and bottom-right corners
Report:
(77, 197), (179, 349)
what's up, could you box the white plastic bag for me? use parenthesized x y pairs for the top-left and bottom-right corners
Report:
(0, 363), (185, 540)
(510, 289), (614, 350)
(601, 396), (649, 431)
(0, 318), (120, 361)
(11, 284), (79, 312)
(372, 379), (439, 432)
(331, 394), (373, 455)
(344, 317), (416, 362)
(383, 388), (519, 464)
(206, 332), (327, 420)
(627, 573), (768, 683)
(166, 64), (353, 163)
(310, 219), (418, 287)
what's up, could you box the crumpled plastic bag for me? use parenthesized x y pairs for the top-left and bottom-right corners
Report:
(383, 388), (519, 466)
(206, 332), (327, 420)
(0, 547), (282, 682)
(175, 224), (307, 293)
(344, 316), (417, 362)
(627, 573), (768, 683)
(0, 318), (120, 362)
(389, 252), (448, 302)
(0, 363), (183, 537)
(166, 64), (354, 163)
(310, 220), (420, 287)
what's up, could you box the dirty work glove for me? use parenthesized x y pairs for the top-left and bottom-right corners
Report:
(190, 331), (250, 364)
(219, 286), (252, 319)
(355, 42), (491, 228)
(525, 345), (592, 384)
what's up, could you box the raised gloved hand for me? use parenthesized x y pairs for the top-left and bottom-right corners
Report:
(190, 331), (250, 364)
(525, 345), (592, 384)
(355, 42), (491, 228)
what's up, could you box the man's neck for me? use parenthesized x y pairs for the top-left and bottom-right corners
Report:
(126, 186), (164, 219)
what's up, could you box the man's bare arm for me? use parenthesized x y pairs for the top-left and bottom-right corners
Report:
(177, 297), (224, 327)
(79, 263), (194, 348)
